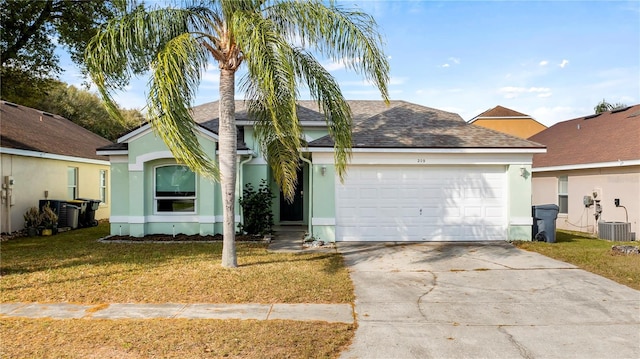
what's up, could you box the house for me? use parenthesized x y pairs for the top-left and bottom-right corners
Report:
(0, 101), (113, 234)
(97, 100), (545, 242)
(529, 105), (640, 238)
(469, 105), (547, 139)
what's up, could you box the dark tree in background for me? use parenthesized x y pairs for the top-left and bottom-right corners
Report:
(1, 0), (115, 78)
(594, 99), (628, 114)
(0, 0), (143, 140)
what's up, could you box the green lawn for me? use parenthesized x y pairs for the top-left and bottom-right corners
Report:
(0, 223), (356, 358)
(513, 230), (640, 290)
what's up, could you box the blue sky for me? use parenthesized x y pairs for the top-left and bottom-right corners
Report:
(59, 0), (639, 126)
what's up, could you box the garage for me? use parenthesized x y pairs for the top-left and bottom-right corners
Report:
(335, 165), (507, 241)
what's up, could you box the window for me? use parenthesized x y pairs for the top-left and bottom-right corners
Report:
(155, 165), (196, 213)
(99, 170), (107, 204)
(558, 176), (568, 214)
(68, 167), (78, 199)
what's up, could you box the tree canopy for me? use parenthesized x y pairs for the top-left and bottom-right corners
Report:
(0, 0), (116, 78)
(594, 99), (628, 114)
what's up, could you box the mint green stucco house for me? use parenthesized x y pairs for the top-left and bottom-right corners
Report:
(96, 100), (545, 242)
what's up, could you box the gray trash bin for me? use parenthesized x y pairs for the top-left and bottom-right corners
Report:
(532, 204), (560, 243)
(66, 205), (80, 229)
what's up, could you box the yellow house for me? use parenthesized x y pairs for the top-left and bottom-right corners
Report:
(0, 101), (113, 234)
(469, 105), (546, 139)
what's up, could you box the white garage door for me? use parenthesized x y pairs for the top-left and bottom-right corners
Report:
(335, 165), (507, 241)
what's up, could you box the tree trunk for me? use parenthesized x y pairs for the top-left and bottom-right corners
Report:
(219, 69), (237, 268)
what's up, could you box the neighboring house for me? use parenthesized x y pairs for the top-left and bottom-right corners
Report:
(97, 100), (545, 242)
(0, 101), (113, 233)
(469, 105), (547, 139)
(529, 105), (640, 238)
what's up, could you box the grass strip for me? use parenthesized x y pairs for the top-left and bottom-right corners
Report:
(0, 318), (355, 358)
(513, 230), (640, 290)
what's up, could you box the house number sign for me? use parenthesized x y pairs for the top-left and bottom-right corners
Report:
(417, 158), (427, 163)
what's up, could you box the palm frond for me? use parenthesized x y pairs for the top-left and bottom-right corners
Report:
(265, 0), (390, 102)
(85, 4), (220, 180)
(147, 32), (219, 180)
(231, 10), (304, 199)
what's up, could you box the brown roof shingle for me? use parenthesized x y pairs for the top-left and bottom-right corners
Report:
(1, 101), (112, 161)
(309, 102), (544, 149)
(528, 105), (640, 168)
(472, 105), (530, 119)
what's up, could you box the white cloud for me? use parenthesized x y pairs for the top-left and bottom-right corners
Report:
(440, 57), (460, 68)
(389, 77), (408, 85)
(201, 64), (220, 84)
(323, 57), (362, 72)
(531, 106), (585, 127)
(539, 60), (549, 66)
(498, 86), (552, 98)
(559, 59), (569, 68)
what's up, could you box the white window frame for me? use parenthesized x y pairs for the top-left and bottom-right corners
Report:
(68, 167), (78, 199)
(154, 165), (197, 214)
(99, 169), (108, 204)
(558, 176), (568, 214)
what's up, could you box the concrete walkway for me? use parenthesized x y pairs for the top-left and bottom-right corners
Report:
(0, 302), (353, 323)
(0, 227), (352, 323)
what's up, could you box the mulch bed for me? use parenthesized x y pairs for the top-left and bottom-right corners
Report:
(102, 233), (267, 242)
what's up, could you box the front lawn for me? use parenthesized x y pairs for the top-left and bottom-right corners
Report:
(513, 230), (640, 290)
(0, 222), (355, 358)
(0, 222), (354, 303)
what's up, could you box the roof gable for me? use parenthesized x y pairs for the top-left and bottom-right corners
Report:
(0, 101), (112, 161)
(471, 105), (530, 121)
(528, 104), (640, 168)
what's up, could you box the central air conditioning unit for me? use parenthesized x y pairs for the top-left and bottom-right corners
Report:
(598, 222), (632, 241)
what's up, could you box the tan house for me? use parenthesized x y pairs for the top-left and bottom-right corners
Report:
(469, 105), (546, 139)
(529, 105), (640, 239)
(0, 101), (113, 234)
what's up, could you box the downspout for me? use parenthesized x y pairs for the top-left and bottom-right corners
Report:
(299, 154), (313, 240)
(238, 152), (254, 227)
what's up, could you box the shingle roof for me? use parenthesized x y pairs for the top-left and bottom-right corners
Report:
(189, 99), (408, 123)
(528, 105), (640, 168)
(471, 105), (530, 120)
(0, 101), (112, 161)
(309, 102), (544, 149)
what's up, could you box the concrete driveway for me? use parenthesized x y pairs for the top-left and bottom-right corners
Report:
(337, 242), (640, 359)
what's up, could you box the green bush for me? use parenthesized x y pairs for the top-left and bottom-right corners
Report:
(239, 180), (274, 236)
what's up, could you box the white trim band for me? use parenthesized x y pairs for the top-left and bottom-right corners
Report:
(110, 215), (240, 223)
(305, 147), (546, 154)
(533, 159), (640, 172)
(1, 147), (110, 165)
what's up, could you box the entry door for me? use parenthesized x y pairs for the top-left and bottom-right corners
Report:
(280, 167), (304, 222)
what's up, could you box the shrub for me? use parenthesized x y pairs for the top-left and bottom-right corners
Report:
(239, 180), (274, 236)
(41, 202), (58, 229)
(23, 207), (42, 228)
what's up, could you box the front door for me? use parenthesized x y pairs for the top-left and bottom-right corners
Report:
(279, 167), (304, 222)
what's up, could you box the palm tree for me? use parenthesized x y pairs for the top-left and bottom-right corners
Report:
(85, 0), (389, 267)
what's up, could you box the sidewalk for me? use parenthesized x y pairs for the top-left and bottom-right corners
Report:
(1, 227), (351, 323)
(0, 302), (353, 323)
